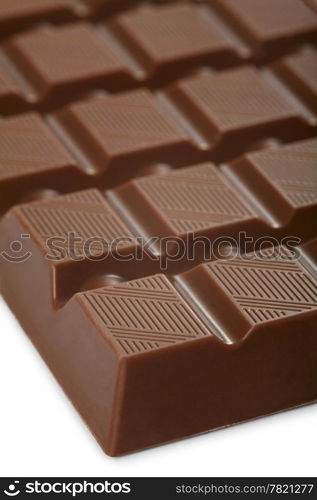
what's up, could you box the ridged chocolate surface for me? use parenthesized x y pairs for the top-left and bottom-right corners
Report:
(0, 0), (316, 456)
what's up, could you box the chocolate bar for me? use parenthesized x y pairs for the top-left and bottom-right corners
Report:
(0, 0), (316, 456)
(211, 0), (317, 58)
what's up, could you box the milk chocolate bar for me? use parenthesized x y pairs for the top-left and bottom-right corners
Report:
(0, 0), (316, 456)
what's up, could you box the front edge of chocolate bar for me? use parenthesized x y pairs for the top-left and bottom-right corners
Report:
(1, 204), (316, 455)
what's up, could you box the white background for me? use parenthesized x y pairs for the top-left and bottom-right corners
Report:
(0, 296), (316, 478)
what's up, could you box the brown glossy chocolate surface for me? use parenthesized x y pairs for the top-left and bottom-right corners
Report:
(211, 0), (317, 58)
(0, 1), (316, 115)
(0, 0), (316, 456)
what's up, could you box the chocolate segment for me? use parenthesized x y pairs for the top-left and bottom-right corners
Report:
(50, 89), (200, 180)
(3, 23), (134, 110)
(178, 245), (317, 342)
(272, 48), (317, 113)
(165, 66), (316, 160)
(9, 189), (140, 304)
(0, 113), (81, 214)
(211, 0), (317, 59)
(225, 138), (317, 228)
(108, 2), (250, 84)
(110, 163), (257, 241)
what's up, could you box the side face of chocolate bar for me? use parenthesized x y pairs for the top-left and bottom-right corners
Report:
(1, 204), (316, 454)
(0, 0), (316, 457)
